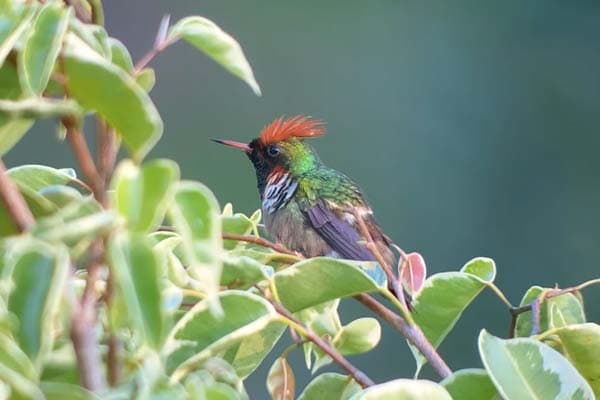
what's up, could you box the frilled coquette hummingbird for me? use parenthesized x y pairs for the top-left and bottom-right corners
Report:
(213, 115), (396, 267)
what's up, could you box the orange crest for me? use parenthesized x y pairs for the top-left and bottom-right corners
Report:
(259, 116), (326, 145)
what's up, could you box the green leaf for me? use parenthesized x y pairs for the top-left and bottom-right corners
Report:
(0, 362), (44, 400)
(136, 68), (156, 92)
(221, 321), (286, 379)
(164, 291), (277, 381)
(222, 209), (260, 250)
(409, 257), (496, 375)
(19, 2), (70, 95)
(440, 369), (500, 400)
(8, 164), (85, 192)
(62, 33), (163, 160)
(549, 323), (600, 397)
(267, 357), (295, 400)
(108, 233), (166, 349)
(349, 379), (452, 400)
(273, 258), (384, 313)
(298, 373), (361, 400)
(108, 37), (133, 71)
(41, 382), (100, 400)
(68, 17), (111, 59)
(112, 159), (179, 232)
(515, 287), (585, 337)
(221, 255), (268, 289)
(333, 318), (381, 356)
(6, 240), (69, 366)
(0, 4), (36, 67)
(0, 332), (37, 381)
(479, 330), (594, 400)
(168, 16), (261, 95)
(168, 181), (223, 312)
(0, 61), (34, 155)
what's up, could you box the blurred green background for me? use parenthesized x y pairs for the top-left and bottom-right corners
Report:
(6, 0), (600, 396)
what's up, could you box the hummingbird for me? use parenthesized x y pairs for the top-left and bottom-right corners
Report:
(213, 115), (396, 267)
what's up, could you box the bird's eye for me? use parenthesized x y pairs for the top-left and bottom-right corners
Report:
(267, 145), (280, 157)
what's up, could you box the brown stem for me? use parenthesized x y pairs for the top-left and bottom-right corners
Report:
(70, 242), (106, 391)
(0, 158), (35, 232)
(271, 301), (375, 388)
(352, 210), (406, 307)
(222, 233), (300, 257)
(355, 294), (452, 379)
(134, 15), (173, 74)
(96, 118), (117, 184)
(63, 117), (105, 205)
(64, 0), (91, 23)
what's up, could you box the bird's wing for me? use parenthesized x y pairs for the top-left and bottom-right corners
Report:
(305, 199), (376, 261)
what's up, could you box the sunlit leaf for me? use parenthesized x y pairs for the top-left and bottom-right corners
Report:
(112, 159), (179, 232)
(274, 258), (385, 313)
(168, 16), (261, 95)
(409, 257), (496, 375)
(298, 373), (361, 400)
(267, 357), (295, 400)
(479, 330), (594, 400)
(440, 369), (500, 400)
(6, 240), (69, 366)
(8, 164), (85, 193)
(349, 379), (452, 400)
(62, 33), (163, 160)
(108, 233), (166, 349)
(19, 2), (70, 95)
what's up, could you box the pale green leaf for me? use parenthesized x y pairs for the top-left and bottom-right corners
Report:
(549, 323), (600, 397)
(168, 16), (261, 95)
(349, 379), (452, 400)
(479, 330), (594, 400)
(0, 61), (33, 155)
(410, 257), (496, 375)
(273, 258), (384, 313)
(6, 240), (69, 366)
(515, 286), (585, 337)
(0, 332), (37, 381)
(298, 373), (361, 400)
(168, 181), (222, 313)
(267, 357), (295, 400)
(221, 255), (268, 289)
(440, 369), (500, 400)
(41, 382), (100, 400)
(136, 68), (155, 92)
(112, 159), (179, 232)
(108, 37), (133, 71)
(164, 291), (277, 381)
(0, 4), (36, 67)
(19, 2), (71, 95)
(108, 233), (166, 349)
(62, 33), (162, 160)
(8, 164), (85, 192)
(333, 318), (381, 356)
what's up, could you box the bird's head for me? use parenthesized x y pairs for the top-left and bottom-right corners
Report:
(213, 115), (326, 190)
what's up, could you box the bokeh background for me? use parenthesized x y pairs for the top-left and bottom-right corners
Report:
(6, 0), (600, 396)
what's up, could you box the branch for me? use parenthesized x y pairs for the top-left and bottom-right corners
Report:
(269, 299), (374, 388)
(355, 294), (452, 379)
(0, 158), (35, 232)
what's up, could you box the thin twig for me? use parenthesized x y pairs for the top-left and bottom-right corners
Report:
(0, 158), (35, 232)
(96, 118), (117, 184)
(222, 233), (301, 257)
(63, 117), (105, 205)
(355, 294), (452, 379)
(352, 210), (406, 308)
(134, 15), (174, 74)
(271, 301), (374, 388)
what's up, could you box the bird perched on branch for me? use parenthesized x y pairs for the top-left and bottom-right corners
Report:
(213, 115), (396, 269)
